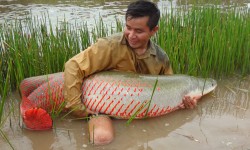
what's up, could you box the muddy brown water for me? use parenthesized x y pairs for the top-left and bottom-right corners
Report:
(0, 75), (249, 150)
(1, 0), (250, 149)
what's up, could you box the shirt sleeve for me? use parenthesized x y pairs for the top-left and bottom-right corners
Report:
(164, 64), (173, 75)
(163, 54), (173, 75)
(64, 38), (115, 111)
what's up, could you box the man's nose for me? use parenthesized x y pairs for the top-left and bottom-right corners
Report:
(129, 31), (136, 39)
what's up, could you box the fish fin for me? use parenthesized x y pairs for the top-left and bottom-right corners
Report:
(23, 108), (52, 130)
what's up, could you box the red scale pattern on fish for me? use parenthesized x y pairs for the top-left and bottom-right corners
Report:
(20, 72), (207, 130)
(20, 73), (64, 130)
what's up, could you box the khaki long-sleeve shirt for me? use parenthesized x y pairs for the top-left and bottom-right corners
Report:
(64, 33), (173, 113)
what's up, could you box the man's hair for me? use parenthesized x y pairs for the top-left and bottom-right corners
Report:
(126, 0), (160, 30)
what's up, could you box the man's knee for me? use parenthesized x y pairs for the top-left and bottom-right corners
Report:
(88, 115), (114, 145)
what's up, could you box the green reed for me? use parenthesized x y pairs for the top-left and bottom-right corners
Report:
(0, 5), (249, 128)
(127, 78), (158, 125)
(0, 60), (10, 125)
(0, 58), (14, 149)
(156, 6), (249, 78)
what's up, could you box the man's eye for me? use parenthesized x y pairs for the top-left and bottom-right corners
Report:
(136, 30), (143, 33)
(126, 26), (131, 30)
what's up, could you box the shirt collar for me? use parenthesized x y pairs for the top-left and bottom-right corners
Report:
(120, 33), (157, 56)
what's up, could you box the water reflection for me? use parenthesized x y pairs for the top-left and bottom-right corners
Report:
(0, 0), (134, 27)
(200, 75), (250, 119)
(0, 0), (249, 28)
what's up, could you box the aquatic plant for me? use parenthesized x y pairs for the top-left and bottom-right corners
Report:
(127, 78), (158, 125)
(156, 6), (249, 78)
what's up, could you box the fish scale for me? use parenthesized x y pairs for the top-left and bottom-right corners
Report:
(82, 75), (147, 118)
(20, 71), (217, 120)
(79, 72), (217, 118)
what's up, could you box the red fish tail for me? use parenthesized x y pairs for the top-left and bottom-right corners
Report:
(23, 107), (52, 130)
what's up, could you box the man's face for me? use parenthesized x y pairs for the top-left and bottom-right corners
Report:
(124, 16), (158, 51)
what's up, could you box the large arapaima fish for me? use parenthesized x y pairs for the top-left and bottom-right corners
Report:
(20, 71), (217, 130)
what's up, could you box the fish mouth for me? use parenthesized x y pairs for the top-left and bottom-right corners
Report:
(203, 79), (217, 95)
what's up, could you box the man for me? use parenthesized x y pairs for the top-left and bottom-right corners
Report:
(64, 0), (197, 145)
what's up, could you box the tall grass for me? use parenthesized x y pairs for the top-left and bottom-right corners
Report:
(156, 6), (249, 78)
(0, 58), (14, 149)
(0, 5), (249, 129)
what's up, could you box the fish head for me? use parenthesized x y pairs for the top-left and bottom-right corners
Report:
(187, 77), (217, 98)
(197, 78), (217, 95)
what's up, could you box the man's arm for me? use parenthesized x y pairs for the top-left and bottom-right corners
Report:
(64, 38), (115, 117)
(64, 57), (87, 117)
(164, 65), (173, 75)
(163, 54), (173, 75)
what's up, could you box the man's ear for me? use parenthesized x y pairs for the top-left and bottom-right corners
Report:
(150, 25), (159, 36)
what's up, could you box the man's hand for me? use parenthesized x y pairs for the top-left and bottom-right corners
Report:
(182, 95), (199, 109)
(71, 108), (96, 118)
(66, 104), (96, 118)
